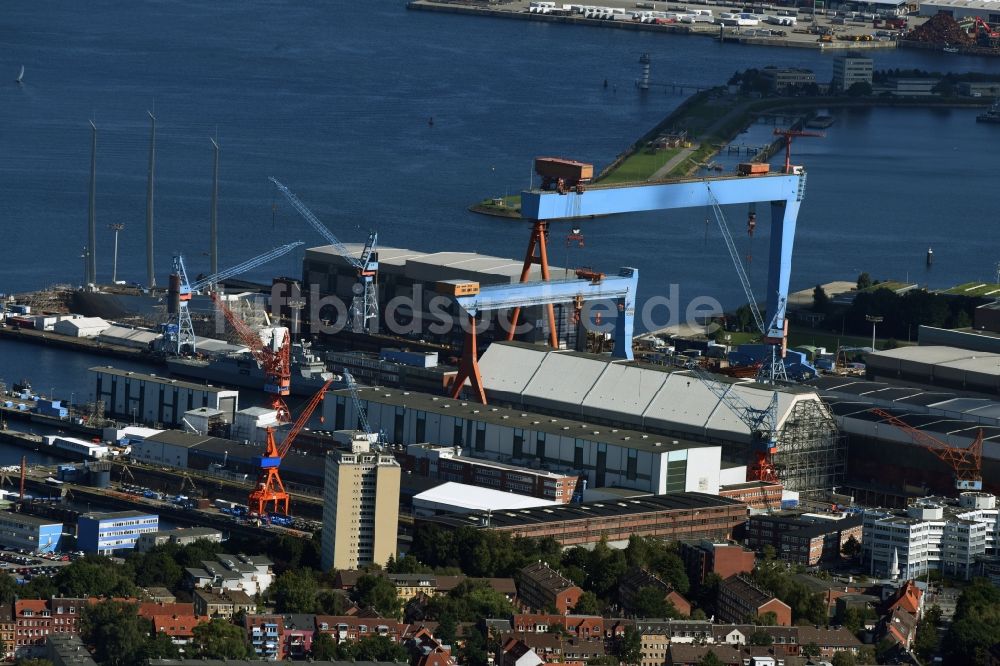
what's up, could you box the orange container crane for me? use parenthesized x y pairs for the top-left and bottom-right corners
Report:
(773, 128), (824, 174)
(871, 408), (984, 491)
(211, 293), (293, 423)
(249, 377), (335, 516)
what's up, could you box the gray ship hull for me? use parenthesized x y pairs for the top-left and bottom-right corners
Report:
(166, 356), (341, 396)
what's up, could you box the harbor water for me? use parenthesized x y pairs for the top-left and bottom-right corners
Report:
(2, 2), (1000, 413)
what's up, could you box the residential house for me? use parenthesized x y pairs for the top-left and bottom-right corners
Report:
(47, 634), (98, 666)
(0, 603), (14, 660)
(14, 599), (51, 657)
(710, 625), (798, 655)
(618, 567), (692, 617)
(634, 620), (669, 666)
(147, 613), (208, 645)
(192, 589), (256, 620)
(314, 615), (406, 643)
(879, 607), (918, 652)
(335, 570), (517, 604)
(796, 626), (863, 658)
(516, 563), (582, 614)
(717, 576), (792, 626)
(185, 553), (274, 595)
(245, 614), (284, 661)
(667, 644), (743, 666)
(885, 580), (923, 619)
(409, 627), (457, 666)
(499, 637), (545, 666)
(511, 614), (604, 640)
(282, 613), (315, 658)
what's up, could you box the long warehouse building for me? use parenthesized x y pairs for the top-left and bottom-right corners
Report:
(325, 387), (725, 496)
(470, 342), (845, 492)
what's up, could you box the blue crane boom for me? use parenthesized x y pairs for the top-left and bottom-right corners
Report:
(343, 369), (374, 443)
(270, 177), (380, 334)
(269, 177), (362, 270)
(686, 364), (780, 483)
(165, 241), (304, 355)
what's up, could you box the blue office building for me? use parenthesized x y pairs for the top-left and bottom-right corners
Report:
(77, 510), (158, 554)
(0, 511), (63, 553)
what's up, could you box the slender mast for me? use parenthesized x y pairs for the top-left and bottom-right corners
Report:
(145, 111), (156, 288)
(210, 137), (219, 276)
(88, 120), (97, 285)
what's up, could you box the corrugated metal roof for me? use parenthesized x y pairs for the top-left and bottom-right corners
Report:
(478, 342), (823, 441)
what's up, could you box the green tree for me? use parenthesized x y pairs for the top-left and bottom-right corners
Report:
(754, 612), (778, 626)
(142, 633), (180, 661)
(191, 618), (253, 660)
(632, 586), (679, 619)
(343, 635), (409, 662)
(310, 632), (339, 661)
(80, 600), (149, 666)
(914, 618), (940, 660)
(841, 536), (861, 559)
(573, 591), (602, 615)
(813, 285), (830, 314)
(925, 604), (943, 627)
(749, 630), (773, 646)
(270, 569), (318, 613)
(352, 573), (402, 618)
(698, 651), (724, 666)
(735, 304), (754, 332)
(318, 589), (349, 615)
(762, 545), (777, 561)
(944, 577), (1000, 665)
(831, 651), (856, 666)
(846, 82), (872, 97)
(802, 643), (821, 658)
(55, 557), (138, 598)
(856, 272), (872, 290)
(15, 660), (54, 666)
(130, 549), (184, 589)
(387, 554), (434, 574)
(616, 625), (643, 666)
(690, 608), (708, 620)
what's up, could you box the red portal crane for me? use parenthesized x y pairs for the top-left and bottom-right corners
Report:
(249, 377), (335, 516)
(773, 128), (824, 174)
(211, 293), (292, 423)
(871, 408), (984, 491)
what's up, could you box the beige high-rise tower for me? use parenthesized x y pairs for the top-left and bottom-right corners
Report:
(321, 436), (400, 571)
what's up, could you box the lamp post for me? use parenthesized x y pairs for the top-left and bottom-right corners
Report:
(108, 223), (125, 283)
(866, 315), (883, 351)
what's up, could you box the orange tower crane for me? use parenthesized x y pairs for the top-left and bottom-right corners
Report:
(211, 293), (293, 423)
(772, 128), (824, 174)
(249, 377), (335, 516)
(871, 408), (984, 491)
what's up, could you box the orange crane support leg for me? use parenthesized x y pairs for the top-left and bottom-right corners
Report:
(451, 314), (487, 405)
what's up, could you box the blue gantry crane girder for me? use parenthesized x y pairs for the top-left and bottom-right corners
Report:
(165, 241), (304, 355)
(269, 177), (380, 334)
(519, 171), (806, 374)
(447, 267), (638, 404)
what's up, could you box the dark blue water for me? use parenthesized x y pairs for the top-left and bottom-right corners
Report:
(3, 1), (1000, 400)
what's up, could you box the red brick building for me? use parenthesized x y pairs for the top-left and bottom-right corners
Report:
(716, 576), (792, 626)
(617, 568), (692, 617)
(719, 481), (784, 511)
(516, 563), (583, 614)
(511, 614), (604, 640)
(314, 614), (407, 643)
(13, 597), (89, 657)
(679, 541), (756, 586)
(746, 512), (862, 566)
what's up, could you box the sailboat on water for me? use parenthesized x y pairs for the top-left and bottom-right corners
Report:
(15, 66), (24, 84)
